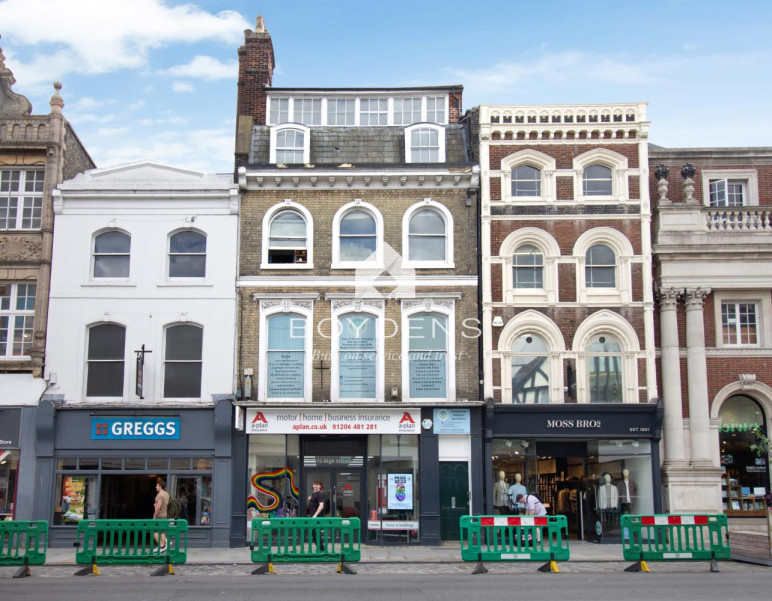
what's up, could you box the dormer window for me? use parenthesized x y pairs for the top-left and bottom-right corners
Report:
(270, 124), (310, 164)
(405, 124), (445, 163)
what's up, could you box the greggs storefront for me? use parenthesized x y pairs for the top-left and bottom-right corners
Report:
(243, 407), (423, 544)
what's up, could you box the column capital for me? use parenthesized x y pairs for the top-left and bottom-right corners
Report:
(684, 287), (711, 309)
(657, 287), (681, 310)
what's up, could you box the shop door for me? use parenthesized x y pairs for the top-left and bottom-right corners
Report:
(439, 461), (468, 540)
(304, 469), (363, 519)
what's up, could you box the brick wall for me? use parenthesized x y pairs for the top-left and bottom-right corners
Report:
(236, 30), (275, 125)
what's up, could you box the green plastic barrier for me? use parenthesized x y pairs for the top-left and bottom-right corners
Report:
(75, 519), (187, 575)
(460, 515), (569, 573)
(250, 517), (360, 574)
(622, 514), (730, 572)
(0, 520), (48, 578)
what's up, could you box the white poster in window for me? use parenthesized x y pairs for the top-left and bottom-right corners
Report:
(387, 473), (413, 510)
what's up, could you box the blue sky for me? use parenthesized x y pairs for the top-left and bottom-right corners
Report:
(1, 0), (771, 173)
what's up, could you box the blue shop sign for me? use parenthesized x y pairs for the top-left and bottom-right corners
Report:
(91, 417), (180, 440)
(433, 408), (470, 434)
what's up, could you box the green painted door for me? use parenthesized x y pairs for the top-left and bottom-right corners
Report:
(439, 461), (469, 540)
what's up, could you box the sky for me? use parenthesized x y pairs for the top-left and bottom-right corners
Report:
(1, 0), (771, 174)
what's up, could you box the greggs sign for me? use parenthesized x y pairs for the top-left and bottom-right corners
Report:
(245, 408), (420, 435)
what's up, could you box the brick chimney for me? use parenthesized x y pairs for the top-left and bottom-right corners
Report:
(236, 15), (275, 125)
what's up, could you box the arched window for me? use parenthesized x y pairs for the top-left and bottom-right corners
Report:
(408, 209), (446, 262)
(408, 313), (448, 399)
(266, 313), (306, 400)
(86, 323), (125, 397)
(164, 324), (202, 398)
(168, 230), (206, 277)
(338, 313), (377, 399)
(586, 334), (622, 403)
(582, 164), (613, 196)
(405, 124), (445, 163)
(585, 244), (616, 288)
(339, 209), (376, 261)
(513, 244), (543, 289)
(511, 334), (549, 404)
(93, 230), (130, 278)
(268, 210), (307, 264)
(511, 165), (541, 197)
(275, 128), (305, 163)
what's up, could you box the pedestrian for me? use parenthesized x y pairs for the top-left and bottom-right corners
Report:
(307, 479), (325, 550)
(515, 493), (548, 544)
(153, 479), (170, 553)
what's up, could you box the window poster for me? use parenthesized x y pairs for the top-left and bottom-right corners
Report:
(387, 473), (413, 510)
(62, 476), (86, 523)
(267, 351), (305, 397)
(409, 351), (446, 397)
(339, 314), (376, 398)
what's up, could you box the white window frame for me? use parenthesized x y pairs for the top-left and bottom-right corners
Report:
(499, 228), (560, 304)
(269, 124), (310, 164)
(330, 301), (384, 402)
(327, 98), (356, 126)
(261, 201), (314, 269)
(359, 98), (389, 126)
(0, 169), (44, 230)
(402, 199), (455, 269)
(426, 96), (447, 124)
(496, 311), (566, 404)
(167, 228), (207, 280)
(713, 290), (771, 349)
(84, 321), (126, 399)
(572, 310), (640, 404)
(500, 149), (556, 203)
(294, 98), (322, 126)
(267, 97), (290, 125)
(162, 322), (204, 400)
(331, 200), (384, 269)
(573, 228), (634, 304)
(572, 148), (629, 202)
(91, 228), (131, 281)
(701, 169), (759, 207)
(258, 302), (314, 402)
(394, 97), (423, 125)
(0, 282), (36, 360)
(401, 301), (456, 403)
(404, 123), (446, 163)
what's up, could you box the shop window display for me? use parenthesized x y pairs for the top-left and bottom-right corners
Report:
(0, 450), (20, 520)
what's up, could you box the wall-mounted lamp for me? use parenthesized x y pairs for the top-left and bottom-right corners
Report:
(390, 387), (400, 401)
(492, 316), (504, 327)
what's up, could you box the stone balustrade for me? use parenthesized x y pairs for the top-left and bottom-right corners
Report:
(0, 118), (51, 142)
(705, 208), (772, 231)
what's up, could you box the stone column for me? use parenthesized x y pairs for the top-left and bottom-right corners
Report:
(685, 288), (712, 466)
(658, 288), (686, 466)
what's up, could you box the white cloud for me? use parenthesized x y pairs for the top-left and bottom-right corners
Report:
(0, 0), (250, 87)
(96, 127), (130, 137)
(70, 97), (115, 110)
(137, 115), (190, 126)
(172, 82), (195, 93)
(69, 113), (116, 125)
(158, 55), (238, 80)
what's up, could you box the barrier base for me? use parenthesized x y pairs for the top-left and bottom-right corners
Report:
(709, 559), (719, 573)
(152, 561), (175, 577)
(624, 560), (650, 573)
(472, 560), (488, 575)
(12, 564), (30, 579)
(537, 560), (560, 573)
(74, 562), (101, 576)
(252, 562), (276, 575)
(337, 562), (357, 575)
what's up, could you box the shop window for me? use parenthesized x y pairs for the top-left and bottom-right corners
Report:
(0, 450), (19, 519)
(86, 323), (126, 397)
(586, 334), (623, 403)
(55, 474), (98, 524)
(511, 334), (550, 404)
(163, 324), (203, 398)
(719, 395), (768, 514)
(168, 230), (206, 278)
(169, 474), (213, 526)
(93, 230), (131, 278)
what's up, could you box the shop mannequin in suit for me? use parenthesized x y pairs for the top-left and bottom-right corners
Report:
(597, 473), (619, 510)
(508, 473), (527, 513)
(493, 471), (510, 514)
(618, 468), (637, 514)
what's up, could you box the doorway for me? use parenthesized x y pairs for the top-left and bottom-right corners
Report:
(439, 461), (468, 540)
(304, 469), (363, 518)
(99, 474), (157, 520)
(301, 436), (366, 519)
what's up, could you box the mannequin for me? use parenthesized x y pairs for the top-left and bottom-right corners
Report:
(618, 468), (637, 514)
(597, 473), (619, 510)
(507, 473), (527, 513)
(493, 471), (510, 514)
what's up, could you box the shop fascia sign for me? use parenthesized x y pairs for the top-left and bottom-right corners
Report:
(245, 408), (420, 435)
(91, 417), (180, 440)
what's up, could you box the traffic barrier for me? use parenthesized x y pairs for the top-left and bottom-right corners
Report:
(622, 514), (730, 572)
(74, 519), (187, 576)
(250, 517), (361, 574)
(0, 520), (48, 578)
(460, 515), (570, 573)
